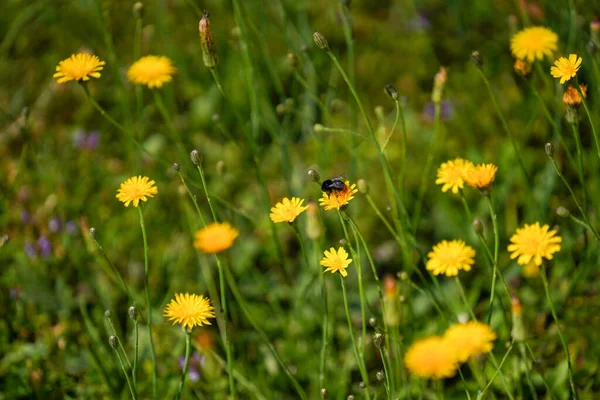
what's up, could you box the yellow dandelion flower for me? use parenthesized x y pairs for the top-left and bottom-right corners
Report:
(510, 26), (558, 62)
(507, 222), (562, 267)
(194, 222), (239, 253)
(551, 54), (582, 84)
(116, 176), (158, 207)
(270, 197), (309, 223)
(444, 321), (497, 362)
(435, 158), (474, 194)
(465, 163), (498, 189)
(320, 247), (352, 277)
(404, 336), (458, 379)
(53, 53), (105, 84)
(426, 239), (475, 277)
(318, 181), (358, 211)
(563, 84), (586, 106)
(163, 293), (215, 330)
(513, 59), (531, 76)
(127, 55), (176, 88)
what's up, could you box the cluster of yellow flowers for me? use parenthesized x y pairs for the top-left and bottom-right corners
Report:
(435, 157), (497, 194)
(405, 321), (497, 379)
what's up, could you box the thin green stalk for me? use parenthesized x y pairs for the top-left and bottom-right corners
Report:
(134, 13), (143, 126)
(524, 342), (556, 398)
(547, 155), (600, 241)
(569, 122), (588, 213)
(519, 344), (538, 400)
(382, 98), (401, 151)
(176, 170), (207, 227)
(90, 233), (136, 303)
(132, 319), (138, 392)
(112, 341), (137, 400)
(539, 266), (578, 400)
(137, 207), (157, 399)
(397, 99), (408, 201)
(176, 332), (192, 400)
(476, 68), (530, 184)
(315, 242), (328, 391)
(412, 101), (441, 232)
(194, 162), (218, 222)
(152, 90), (188, 158)
(340, 276), (371, 399)
(317, 126), (368, 140)
(486, 195), (499, 324)
(223, 264), (308, 400)
(458, 367), (473, 400)
(106, 315), (132, 369)
(379, 348), (392, 400)
(206, 349), (268, 400)
(476, 341), (514, 400)
(455, 276), (477, 321)
(81, 84), (128, 135)
(291, 222), (310, 270)
(292, 69), (330, 119)
(574, 81), (600, 160)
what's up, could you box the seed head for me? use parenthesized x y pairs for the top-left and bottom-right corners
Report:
(133, 2), (144, 18)
(104, 310), (111, 318)
(89, 227), (96, 239)
(373, 332), (384, 348)
(128, 306), (138, 321)
(321, 388), (329, 400)
(376, 370), (385, 382)
(108, 335), (118, 349)
(190, 149), (202, 166)
(172, 162), (180, 171)
(472, 219), (484, 236)
(369, 317), (377, 327)
(471, 50), (483, 69)
(313, 32), (329, 50)
(359, 382), (367, 389)
(544, 143), (554, 158)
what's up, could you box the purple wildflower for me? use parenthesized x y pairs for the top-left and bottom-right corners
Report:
(38, 236), (52, 258)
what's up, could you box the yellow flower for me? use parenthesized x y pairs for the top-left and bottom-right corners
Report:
(404, 336), (458, 379)
(522, 262), (541, 278)
(435, 158), (474, 194)
(320, 247), (352, 277)
(563, 84), (586, 106)
(163, 293), (215, 331)
(270, 197), (309, 223)
(318, 181), (358, 210)
(507, 222), (562, 267)
(194, 222), (239, 253)
(510, 26), (558, 62)
(465, 163), (498, 189)
(53, 53), (105, 84)
(444, 322), (497, 362)
(127, 55), (176, 88)
(426, 239), (475, 277)
(551, 54), (582, 84)
(116, 176), (158, 207)
(513, 59), (531, 76)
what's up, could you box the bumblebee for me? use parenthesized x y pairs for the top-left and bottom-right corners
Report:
(321, 175), (346, 194)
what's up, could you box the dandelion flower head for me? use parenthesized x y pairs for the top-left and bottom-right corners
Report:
(194, 222), (239, 253)
(551, 54), (582, 84)
(270, 197), (309, 223)
(53, 53), (105, 84)
(320, 247), (352, 277)
(318, 181), (358, 210)
(404, 336), (458, 379)
(508, 222), (561, 267)
(127, 55), (176, 88)
(426, 239), (475, 277)
(513, 59), (531, 76)
(163, 293), (215, 330)
(116, 176), (158, 207)
(465, 163), (498, 189)
(563, 84), (586, 106)
(444, 321), (497, 362)
(435, 158), (474, 194)
(510, 26), (558, 62)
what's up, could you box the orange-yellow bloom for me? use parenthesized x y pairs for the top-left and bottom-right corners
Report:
(116, 176), (158, 207)
(320, 247), (352, 277)
(551, 54), (582, 84)
(404, 336), (458, 379)
(444, 322), (497, 362)
(507, 222), (562, 267)
(318, 181), (358, 210)
(270, 197), (309, 223)
(194, 222), (239, 253)
(426, 240), (475, 277)
(435, 158), (474, 194)
(163, 293), (215, 330)
(53, 53), (105, 83)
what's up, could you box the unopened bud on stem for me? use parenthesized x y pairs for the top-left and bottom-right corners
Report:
(199, 11), (218, 68)
(313, 32), (329, 50)
(190, 149), (202, 166)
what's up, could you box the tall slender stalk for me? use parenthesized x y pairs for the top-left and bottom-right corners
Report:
(111, 338), (137, 400)
(485, 194), (499, 324)
(476, 341), (514, 400)
(575, 78), (600, 161)
(568, 122), (588, 214)
(137, 207), (157, 399)
(176, 331), (192, 400)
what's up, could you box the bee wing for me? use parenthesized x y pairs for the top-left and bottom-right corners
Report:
(331, 174), (347, 181)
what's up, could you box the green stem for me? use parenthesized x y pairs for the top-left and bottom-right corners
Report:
(576, 80), (600, 163)
(519, 344), (538, 400)
(137, 207), (157, 399)
(458, 367), (473, 400)
(292, 69), (330, 119)
(152, 90), (188, 158)
(113, 343), (137, 400)
(539, 265), (578, 400)
(477, 341), (514, 399)
(569, 122), (588, 214)
(176, 332), (192, 400)
(486, 195), (499, 324)
(382, 99), (401, 151)
(176, 170), (207, 227)
(106, 315), (132, 369)
(195, 163), (218, 222)
(315, 242), (328, 391)
(476, 68), (530, 184)
(455, 276), (476, 321)
(90, 234), (136, 303)
(133, 320), (138, 392)
(379, 348), (392, 400)
(81, 84), (128, 135)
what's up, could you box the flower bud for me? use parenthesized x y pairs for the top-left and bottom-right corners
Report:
(306, 202), (323, 240)
(308, 169), (321, 184)
(359, 382), (367, 389)
(108, 335), (119, 349)
(314, 123), (324, 133)
(190, 149), (202, 166)
(1, 234), (10, 247)
(431, 67), (447, 104)
(384, 84), (399, 101)
(313, 32), (329, 50)
(544, 143), (554, 158)
(216, 160), (225, 176)
(339, 238), (348, 246)
(128, 306), (138, 321)
(513, 60), (531, 77)
(199, 11), (218, 68)
(471, 50), (483, 69)
(133, 2), (144, 18)
(276, 103), (286, 116)
(89, 227), (96, 239)
(398, 271), (408, 281)
(373, 332), (384, 349)
(347, 396), (355, 400)
(104, 310), (111, 318)
(472, 219), (484, 236)
(368, 317), (376, 327)
(321, 388), (329, 400)
(556, 206), (570, 218)
(172, 162), (180, 171)
(511, 296), (527, 342)
(212, 113), (220, 123)
(287, 53), (298, 68)
(376, 370), (385, 382)
(357, 179), (368, 194)
(383, 275), (401, 327)
(587, 41), (598, 55)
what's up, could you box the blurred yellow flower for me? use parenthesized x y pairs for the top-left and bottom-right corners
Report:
(53, 53), (105, 84)
(318, 181), (358, 210)
(426, 239), (475, 277)
(116, 176), (158, 207)
(435, 158), (474, 194)
(163, 293), (215, 330)
(194, 222), (239, 253)
(404, 336), (458, 379)
(513, 59), (531, 76)
(508, 222), (561, 267)
(270, 197), (309, 223)
(563, 84), (586, 106)
(551, 54), (582, 84)
(510, 26), (558, 62)
(465, 163), (498, 189)
(522, 262), (540, 278)
(320, 247), (352, 277)
(127, 55), (176, 88)
(444, 321), (496, 362)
